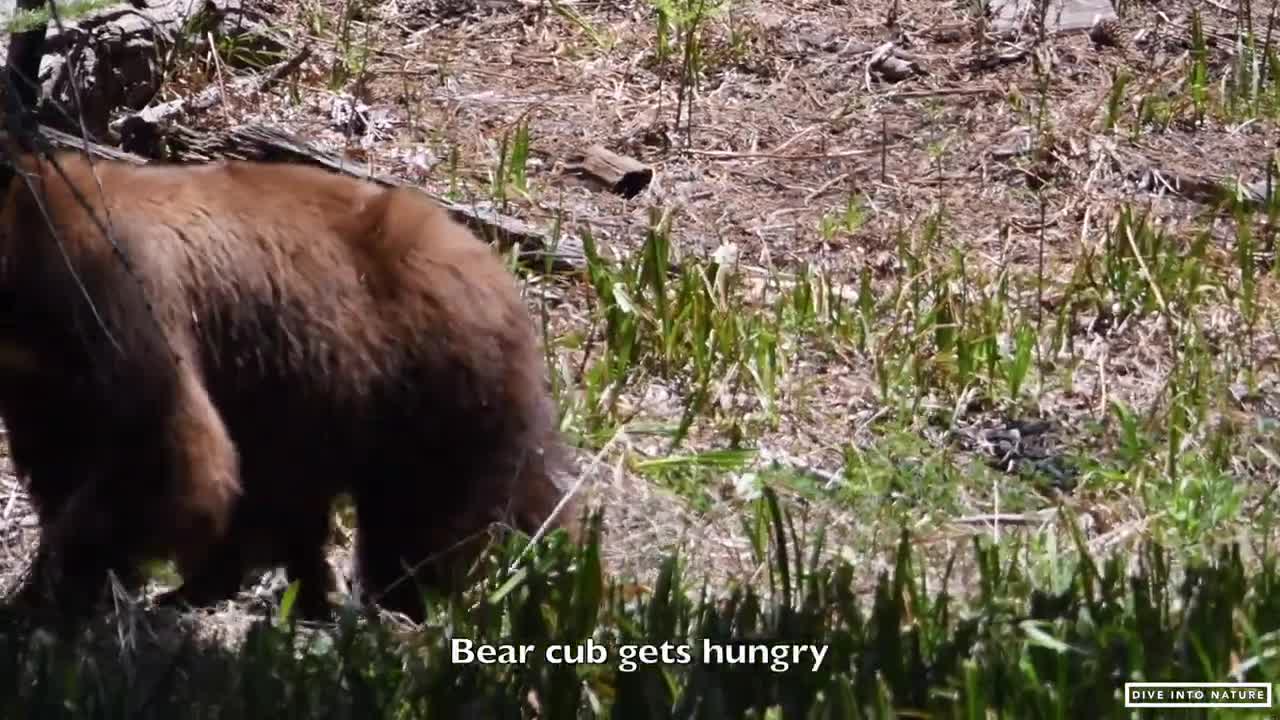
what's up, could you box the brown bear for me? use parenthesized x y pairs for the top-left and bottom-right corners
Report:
(0, 147), (579, 622)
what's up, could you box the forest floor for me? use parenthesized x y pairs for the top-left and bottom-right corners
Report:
(1, 0), (1279, 627)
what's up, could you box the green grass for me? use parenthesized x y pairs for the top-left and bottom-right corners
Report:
(5, 499), (1280, 718)
(543, 168), (1276, 529)
(1117, 7), (1280, 129)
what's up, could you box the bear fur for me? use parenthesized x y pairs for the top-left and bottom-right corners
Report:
(0, 149), (578, 621)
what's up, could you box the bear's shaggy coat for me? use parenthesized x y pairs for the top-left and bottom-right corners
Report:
(0, 150), (577, 620)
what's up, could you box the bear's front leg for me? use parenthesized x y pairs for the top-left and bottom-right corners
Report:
(18, 363), (242, 619)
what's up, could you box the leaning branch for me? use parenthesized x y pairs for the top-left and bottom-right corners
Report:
(27, 123), (586, 271)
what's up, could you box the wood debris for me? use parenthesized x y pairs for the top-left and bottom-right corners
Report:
(989, 0), (1117, 37)
(563, 144), (653, 199)
(869, 43), (924, 83)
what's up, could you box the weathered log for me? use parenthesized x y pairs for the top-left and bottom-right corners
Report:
(563, 144), (652, 198)
(988, 0), (1117, 38)
(31, 0), (273, 57)
(3, 0), (277, 142)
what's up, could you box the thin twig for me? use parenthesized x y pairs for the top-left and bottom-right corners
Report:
(954, 511), (1055, 526)
(206, 31), (232, 126)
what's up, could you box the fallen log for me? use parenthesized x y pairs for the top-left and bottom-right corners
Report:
(3, 0), (279, 142)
